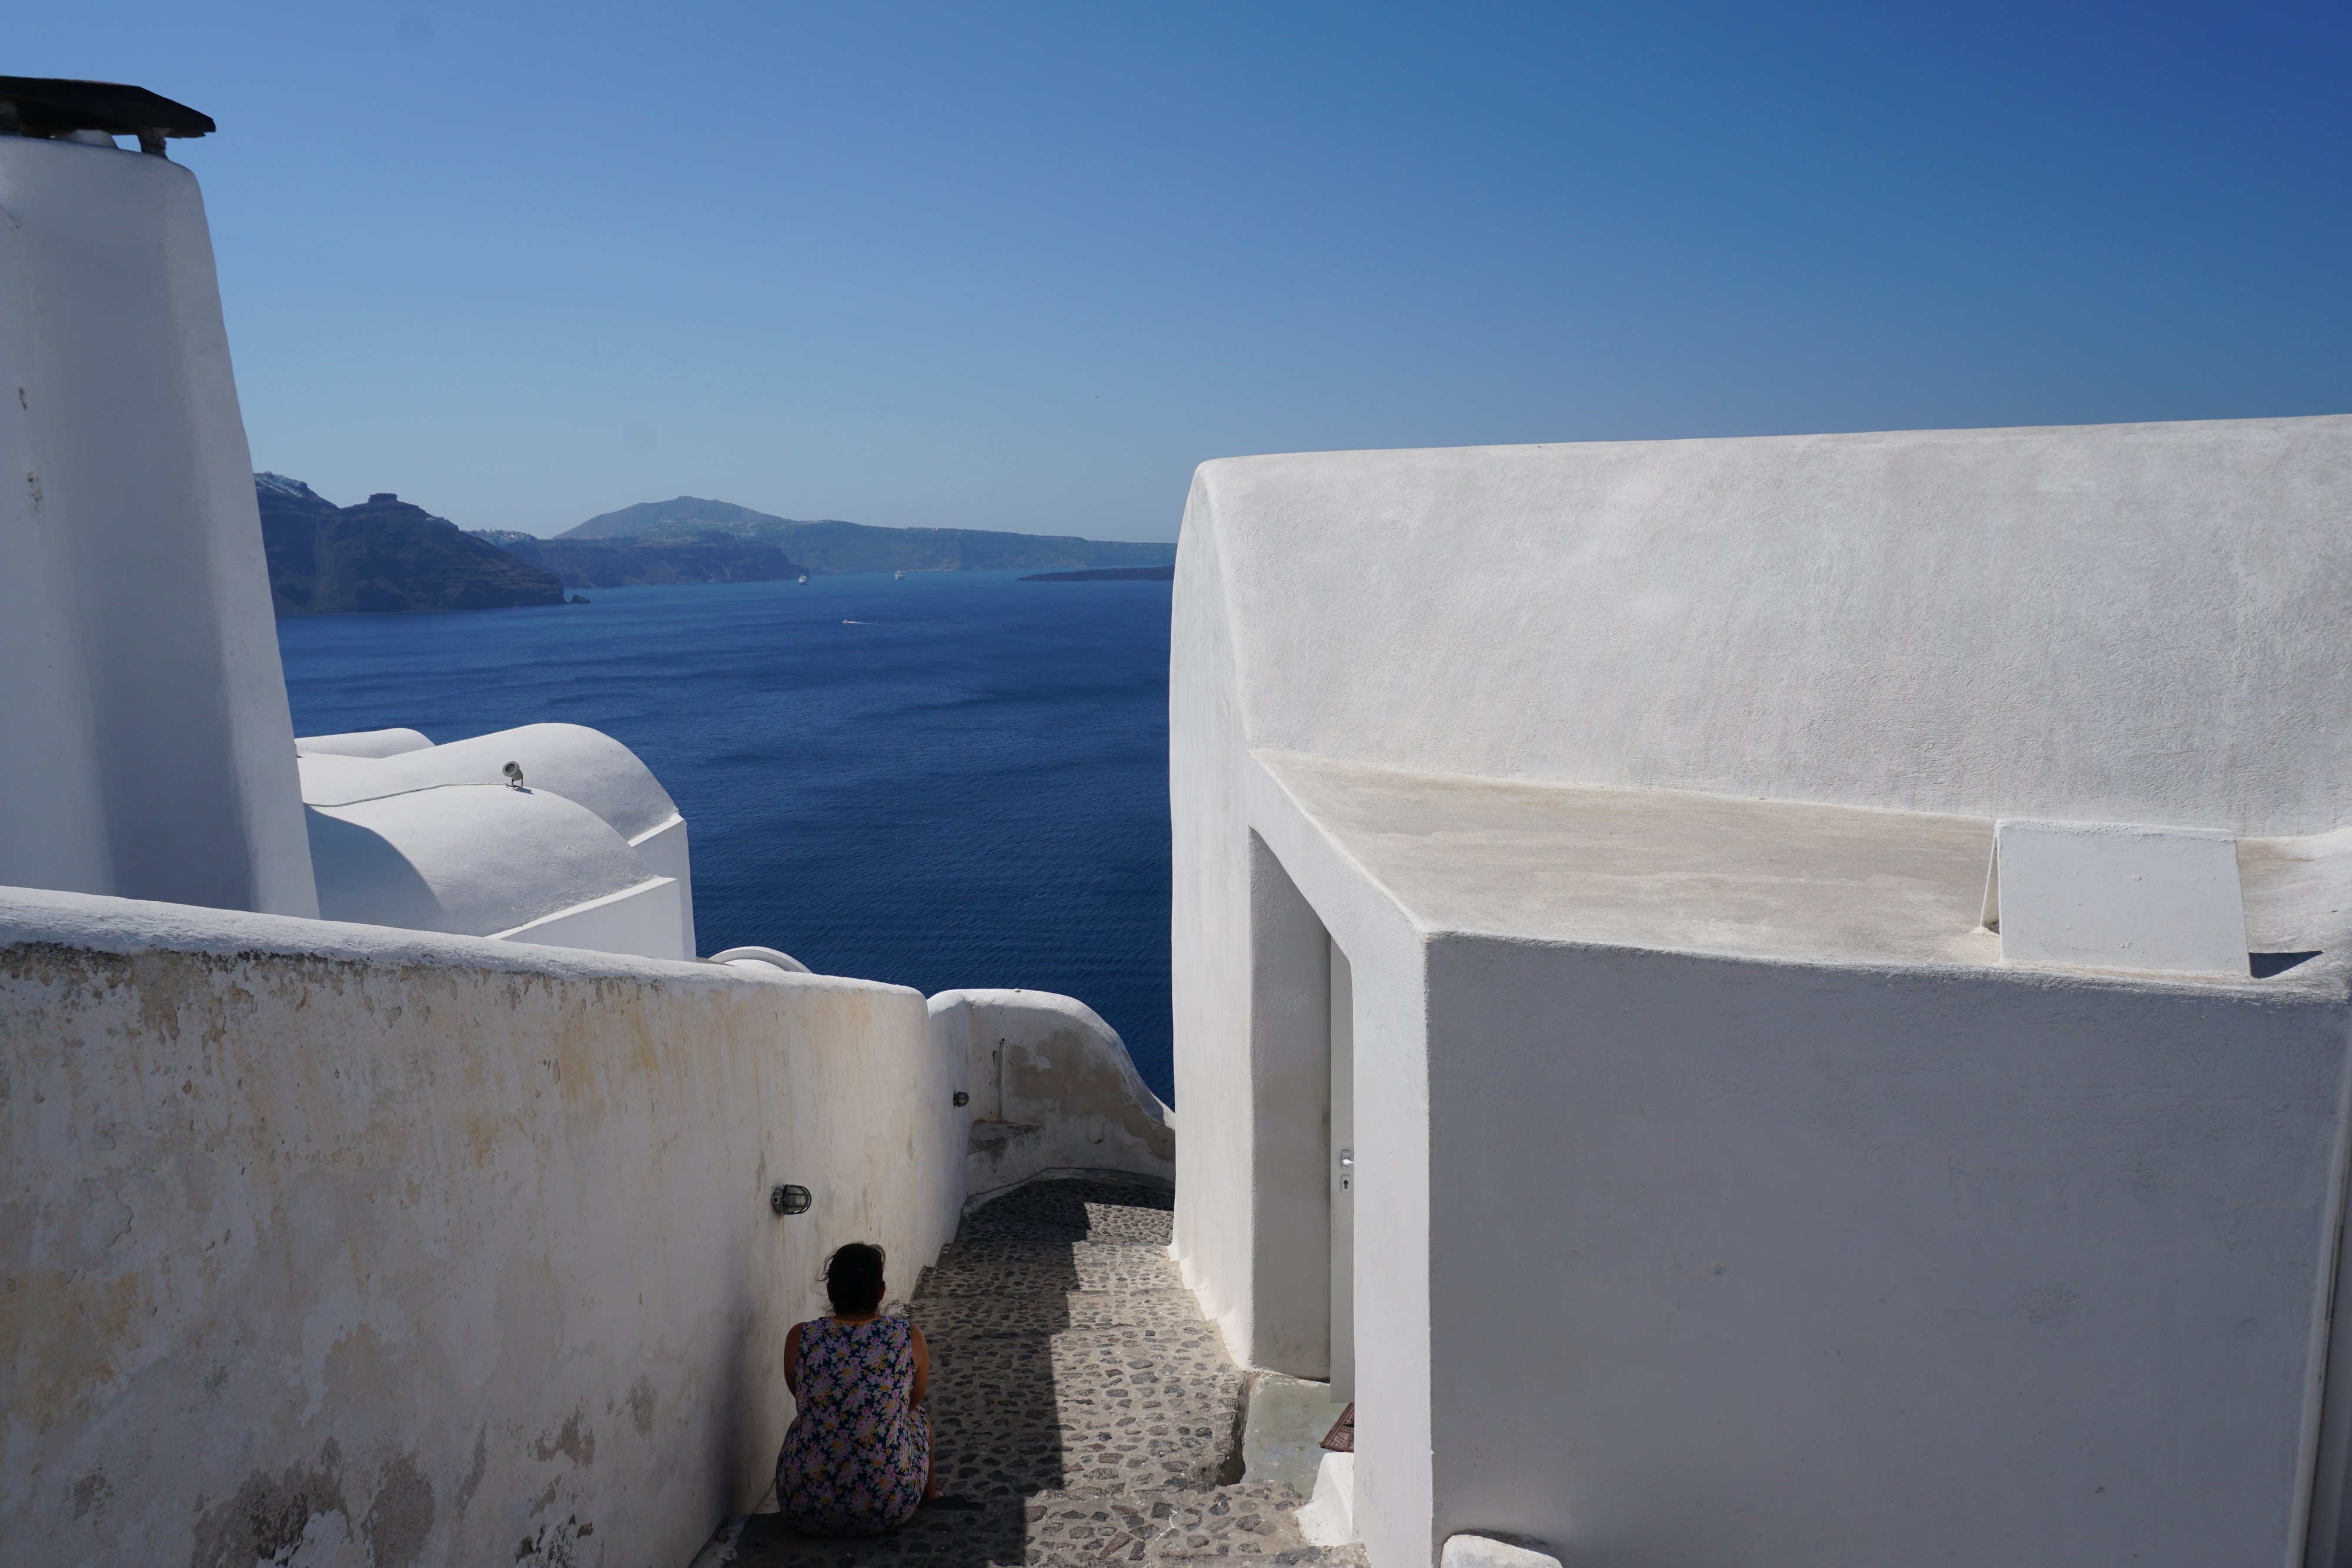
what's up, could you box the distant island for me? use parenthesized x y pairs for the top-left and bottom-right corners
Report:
(560, 496), (1175, 576)
(258, 476), (564, 615)
(253, 477), (1177, 613)
(1020, 565), (1176, 582)
(471, 529), (807, 589)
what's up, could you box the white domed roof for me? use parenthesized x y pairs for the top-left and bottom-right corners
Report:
(295, 723), (694, 959)
(299, 722), (679, 842)
(307, 785), (653, 937)
(294, 727), (435, 759)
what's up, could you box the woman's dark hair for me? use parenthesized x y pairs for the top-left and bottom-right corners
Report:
(823, 1242), (887, 1315)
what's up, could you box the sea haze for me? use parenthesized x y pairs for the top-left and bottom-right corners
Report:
(275, 570), (1175, 1102)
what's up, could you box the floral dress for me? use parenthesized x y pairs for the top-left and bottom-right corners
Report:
(777, 1316), (928, 1534)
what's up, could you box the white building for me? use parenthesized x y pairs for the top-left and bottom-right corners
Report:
(1168, 419), (2352, 1568)
(14, 71), (2352, 1568)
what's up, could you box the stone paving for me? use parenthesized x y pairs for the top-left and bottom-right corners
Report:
(697, 1179), (1364, 1568)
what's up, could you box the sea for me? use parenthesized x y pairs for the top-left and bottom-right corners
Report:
(275, 570), (1177, 1104)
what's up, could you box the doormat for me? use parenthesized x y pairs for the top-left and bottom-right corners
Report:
(1319, 1403), (1355, 1453)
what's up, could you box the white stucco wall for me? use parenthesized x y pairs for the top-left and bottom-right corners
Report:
(1170, 416), (2352, 1568)
(1192, 416), (2352, 838)
(936, 989), (1175, 1205)
(1419, 936), (2351, 1567)
(0, 136), (314, 917)
(0, 885), (965, 1567)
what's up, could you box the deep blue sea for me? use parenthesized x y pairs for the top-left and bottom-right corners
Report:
(275, 571), (1176, 1102)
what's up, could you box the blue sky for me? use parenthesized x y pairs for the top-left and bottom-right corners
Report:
(15, 2), (2348, 539)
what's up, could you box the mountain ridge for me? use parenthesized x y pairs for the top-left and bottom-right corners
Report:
(479, 529), (807, 589)
(258, 475), (567, 616)
(557, 495), (1176, 576)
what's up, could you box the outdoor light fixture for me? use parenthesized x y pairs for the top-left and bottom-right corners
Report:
(953, 1091), (970, 1107)
(770, 1184), (811, 1215)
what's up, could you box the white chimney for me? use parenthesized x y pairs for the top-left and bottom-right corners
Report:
(0, 87), (316, 917)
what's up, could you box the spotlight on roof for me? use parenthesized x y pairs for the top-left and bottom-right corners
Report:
(502, 761), (525, 790)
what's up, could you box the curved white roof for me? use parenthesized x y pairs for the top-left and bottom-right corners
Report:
(294, 728), (435, 759)
(295, 723), (693, 958)
(298, 722), (680, 842)
(308, 784), (654, 937)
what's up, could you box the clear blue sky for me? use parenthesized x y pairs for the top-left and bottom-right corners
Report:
(16, 2), (2349, 539)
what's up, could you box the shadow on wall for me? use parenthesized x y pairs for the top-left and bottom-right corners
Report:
(305, 808), (441, 928)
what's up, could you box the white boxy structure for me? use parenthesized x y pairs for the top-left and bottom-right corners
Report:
(1168, 417), (2352, 1568)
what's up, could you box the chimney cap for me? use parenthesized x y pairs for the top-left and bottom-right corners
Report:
(0, 78), (214, 141)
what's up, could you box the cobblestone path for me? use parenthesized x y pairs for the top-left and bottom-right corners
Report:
(704, 1179), (1363, 1568)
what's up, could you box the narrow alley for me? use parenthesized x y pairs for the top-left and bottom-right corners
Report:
(700, 1180), (1362, 1568)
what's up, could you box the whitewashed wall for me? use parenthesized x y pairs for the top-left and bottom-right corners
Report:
(0, 886), (965, 1567)
(935, 989), (1175, 1205)
(1193, 417), (2352, 838)
(1419, 937), (2350, 1567)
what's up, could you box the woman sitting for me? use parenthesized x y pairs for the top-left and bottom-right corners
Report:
(776, 1242), (937, 1534)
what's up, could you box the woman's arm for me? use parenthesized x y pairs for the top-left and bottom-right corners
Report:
(909, 1322), (930, 1408)
(784, 1322), (803, 1396)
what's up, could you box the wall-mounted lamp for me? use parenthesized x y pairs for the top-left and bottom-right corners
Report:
(953, 1091), (970, 1108)
(770, 1183), (811, 1215)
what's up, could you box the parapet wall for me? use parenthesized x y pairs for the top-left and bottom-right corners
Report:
(0, 887), (963, 1567)
(934, 989), (1175, 1206)
(1187, 416), (2352, 837)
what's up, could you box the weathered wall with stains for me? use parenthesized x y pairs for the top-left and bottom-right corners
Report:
(0, 885), (964, 1567)
(937, 989), (1175, 1206)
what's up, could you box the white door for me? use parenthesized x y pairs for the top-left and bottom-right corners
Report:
(1329, 937), (1355, 1403)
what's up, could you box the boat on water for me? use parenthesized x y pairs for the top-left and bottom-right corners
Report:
(797, 574), (808, 584)
(894, 570), (904, 580)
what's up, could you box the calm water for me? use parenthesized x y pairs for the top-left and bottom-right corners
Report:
(275, 571), (1177, 1102)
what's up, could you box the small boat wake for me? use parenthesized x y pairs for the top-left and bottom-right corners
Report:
(842, 618), (866, 625)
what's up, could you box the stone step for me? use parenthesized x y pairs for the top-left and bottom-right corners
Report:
(927, 1238), (1178, 1270)
(954, 1180), (1175, 1246)
(1021, 1479), (1365, 1566)
(911, 1290), (1212, 1336)
(727, 1482), (1365, 1568)
(927, 1323), (1243, 1496)
(914, 1248), (1182, 1299)
(924, 1322), (1226, 1387)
